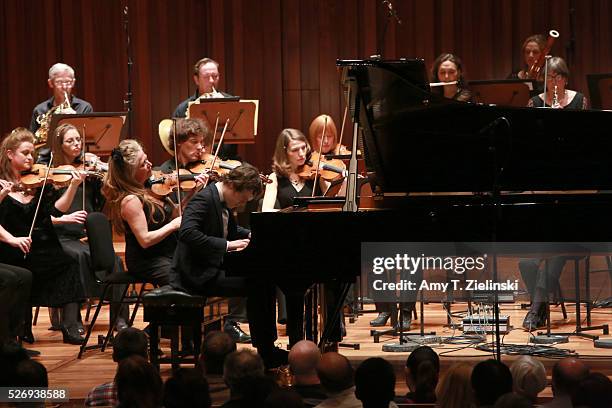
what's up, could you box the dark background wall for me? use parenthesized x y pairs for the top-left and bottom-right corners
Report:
(1, 0), (610, 171)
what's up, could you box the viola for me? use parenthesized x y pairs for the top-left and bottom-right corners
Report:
(20, 164), (102, 189)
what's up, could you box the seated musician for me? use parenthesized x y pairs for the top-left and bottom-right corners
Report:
(156, 118), (251, 343)
(431, 53), (473, 102)
(308, 114), (349, 156)
(0, 128), (86, 345)
(102, 140), (181, 287)
(48, 124), (128, 332)
(527, 57), (588, 109)
(169, 164), (288, 368)
(509, 34), (546, 84)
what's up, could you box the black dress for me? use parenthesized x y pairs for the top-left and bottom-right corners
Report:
(274, 175), (314, 209)
(124, 197), (176, 286)
(0, 185), (84, 307)
(528, 92), (587, 109)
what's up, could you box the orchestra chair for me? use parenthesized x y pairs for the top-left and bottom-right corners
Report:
(78, 212), (153, 359)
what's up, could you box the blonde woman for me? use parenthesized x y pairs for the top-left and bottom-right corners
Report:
(435, 363), (474, 408)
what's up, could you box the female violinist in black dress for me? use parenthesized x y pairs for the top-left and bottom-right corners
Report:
(0, 128), (85, 344)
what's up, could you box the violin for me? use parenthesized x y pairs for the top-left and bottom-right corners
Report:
(20, 164), (102, 189)
(148, 168), (224, 198)
(190, 155), (272, 184)
(297, 152), (346, 181)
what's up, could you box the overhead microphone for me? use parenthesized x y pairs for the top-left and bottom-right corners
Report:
(382, 0), (402, 24)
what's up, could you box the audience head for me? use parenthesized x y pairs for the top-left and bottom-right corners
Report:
(14, 359), (48, 387)
(510, 355), (546, 402)
(572, 372), (612, 408)
(355, 357), (396, 407)
(316, 352), (354, 393)
(551, 357), (589, 398)
(223, 349), (265, 396)
(163, 367), (211, 408)
(471, 359), (513, 406)
(115, 355), (163, 408)
(112, 327), (148, 363)
(288, 340), (321, 381)
(436, 362), (473, 408)
(264, 388), (305, 408)
(200, 330), (236, 375)
(405, 345), (440, 403)
(493, 392), (533, 408)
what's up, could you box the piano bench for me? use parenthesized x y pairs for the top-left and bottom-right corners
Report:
(143, 286), (205, 372)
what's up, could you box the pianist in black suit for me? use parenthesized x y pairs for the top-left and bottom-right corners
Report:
(170, 164), (287, 368)
(431, 53), (473, 102)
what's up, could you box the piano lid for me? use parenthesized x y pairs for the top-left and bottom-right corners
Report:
(337, 59), (612, 194)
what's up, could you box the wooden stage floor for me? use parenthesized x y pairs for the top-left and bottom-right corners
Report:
(22, 301), (611, 406)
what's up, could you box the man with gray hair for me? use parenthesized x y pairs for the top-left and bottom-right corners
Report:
(30, 62), (93, 134)
(510, 355), (547, 404)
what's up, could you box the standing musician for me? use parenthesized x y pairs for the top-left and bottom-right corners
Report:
(0, 128), (86, 345)
(431, 53), (473, 102)
(30, 63), (93, 164)
(46, 124), (128, 332)
(170, 164), (288, 368)
(156, 118), (251, 343)
(102, 140), (181, 288)
(172, 57), (238, 160)
(527, 57), (588, 109)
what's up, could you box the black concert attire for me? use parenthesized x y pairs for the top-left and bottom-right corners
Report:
(269, 174), (345, 345)
(0, 263), (32, 342)
(0, 185), (85, 339)
(124, 197), (176, 286)
(170, 183), (279, 356)
(528, 92), (588, 109)
(172, 91), (239, 160)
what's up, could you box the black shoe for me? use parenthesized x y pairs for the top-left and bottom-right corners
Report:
(224, 321), (252, 343)
(370, 312), (391, 327)
(20, 330), (35, 344)
(522, 303), (546, 331)
(62, 326), (85, 345)
(48, 325), (61, 331)
(261, 346), (289, 369)
(24, 348), (41, 357)
(179, 340), (195, 357)
(394, 313), (412, 332)
(115, 318), (129, 332)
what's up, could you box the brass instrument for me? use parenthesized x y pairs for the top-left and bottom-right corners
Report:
(34, 91), (74, 146)
(527, 29), (560, 80)
(185, 86), (224, 118)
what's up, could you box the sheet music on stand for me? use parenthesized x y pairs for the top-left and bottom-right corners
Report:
(468, 79), (537, 107)
(49, 112), (127, 157)
(187, 99), (259, 144)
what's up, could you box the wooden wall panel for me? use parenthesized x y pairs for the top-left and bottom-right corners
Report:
(1, 0), (611, 173)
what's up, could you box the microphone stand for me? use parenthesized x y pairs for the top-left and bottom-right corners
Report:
(374, 0), (402, 59)
(123, 2), (134, 138)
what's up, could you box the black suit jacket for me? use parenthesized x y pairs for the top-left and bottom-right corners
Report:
(170, 183), (249, 292)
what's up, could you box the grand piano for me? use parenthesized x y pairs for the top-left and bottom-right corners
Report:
(226, 59), (612, 345)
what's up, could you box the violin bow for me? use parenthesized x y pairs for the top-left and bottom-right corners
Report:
(202, 119), (230, 190)
(81, 124), (87, 211)
(337, 86), (350, 153)
(172, 118), (182, 217)
(311, 117), (327, 197)
(26, 153), (54, 258)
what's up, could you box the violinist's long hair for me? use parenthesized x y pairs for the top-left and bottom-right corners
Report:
(51, 123), (80, 166)
(308, 114), (337, 153)
(102, 139), (162, 234)
(0, 128), (36, 183)
(271, 128), (311, 178)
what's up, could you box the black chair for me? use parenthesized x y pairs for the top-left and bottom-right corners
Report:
(78, 212), (151, 359)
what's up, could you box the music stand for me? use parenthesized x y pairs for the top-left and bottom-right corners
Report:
(586, 73), (612, 110)
(187, 99), (259, 144)
(468, 79), (536, 107)
(49, 112), (127, 157)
